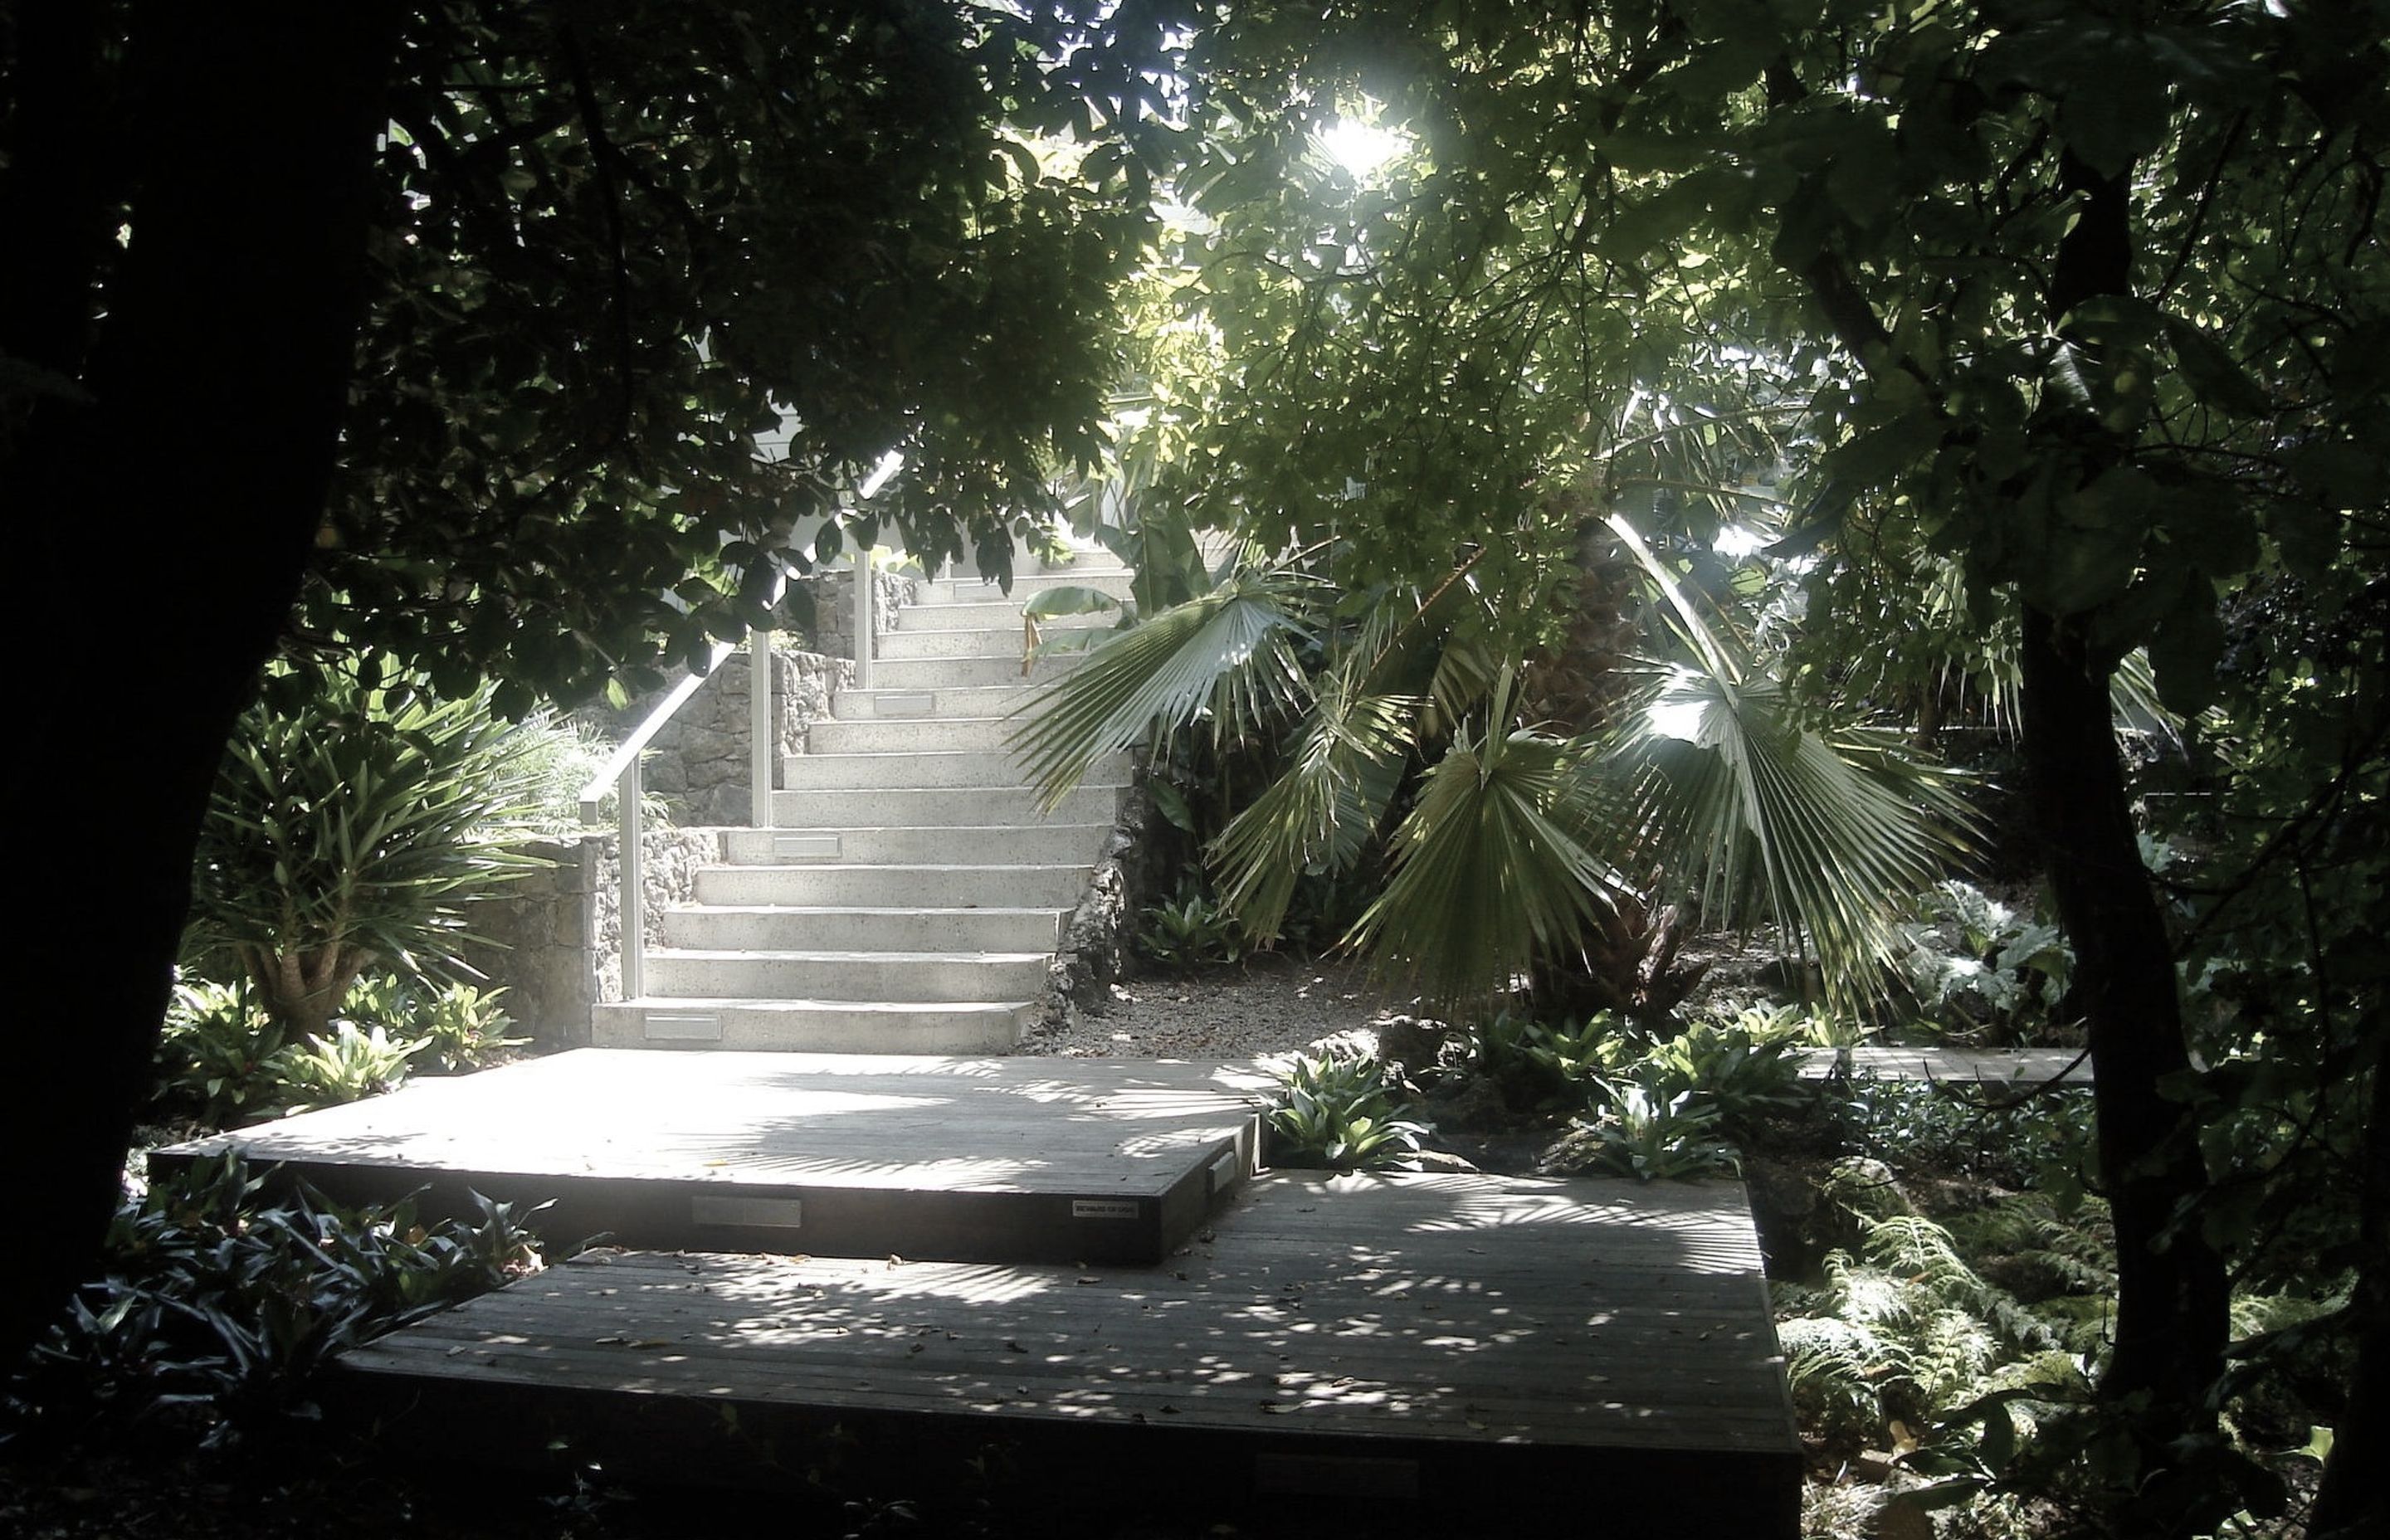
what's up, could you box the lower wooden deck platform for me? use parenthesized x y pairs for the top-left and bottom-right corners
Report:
(154, 1050), (1272, 1265)
(1792, 1045), (2090, 1084)
(337, 1172), (1800, 1535)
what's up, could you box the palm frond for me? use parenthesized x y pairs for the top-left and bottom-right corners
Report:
(1209, 674), (1416, 940)
(1006, 568), (1320, 808)
(1599, 665), (1976, 1011)
(1348, 681), (1627, 1019)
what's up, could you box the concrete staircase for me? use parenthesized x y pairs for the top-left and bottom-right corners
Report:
(591, 553), (1134, 1054)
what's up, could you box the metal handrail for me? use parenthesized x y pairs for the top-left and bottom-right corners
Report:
(574, 555), (876, 1004)
(577, 636), (743, 1001)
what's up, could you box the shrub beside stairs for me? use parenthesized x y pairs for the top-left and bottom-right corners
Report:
(589, 554), (1132, 1054)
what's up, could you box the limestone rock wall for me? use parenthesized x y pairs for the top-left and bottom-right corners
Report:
(801, 567), (921, 662)
(457, 837), (598, 1051)
(588, 645), (852, 826)
(1043, 772), (1158, 1028)
(460, 826), (726, 1046)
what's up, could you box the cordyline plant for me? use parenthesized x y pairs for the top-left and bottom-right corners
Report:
(184, 662), (549, 1041)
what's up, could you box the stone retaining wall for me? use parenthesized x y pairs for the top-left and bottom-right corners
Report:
(461, 826), (726, 1048)
(586, 644), (851, 826)
(1043, 770), (1158, 1028)
(800, 566), (921, 662)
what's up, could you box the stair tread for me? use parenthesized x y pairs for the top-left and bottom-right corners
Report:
(703, 861), (1092, 874)
(647, 948), (1052, 963)
(740, 822), (1111, 834)
(605, 997), (1034, 1011)
(662, 904), (1072, 918)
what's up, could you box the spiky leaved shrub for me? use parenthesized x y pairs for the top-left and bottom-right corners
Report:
(1265, 1050), (1424, 1169)
(184, 661), (550, 1043)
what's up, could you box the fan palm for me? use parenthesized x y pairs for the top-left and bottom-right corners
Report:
(1009, 513), (1973, 1020)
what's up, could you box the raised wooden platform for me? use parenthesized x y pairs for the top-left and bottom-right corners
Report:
(153, 1050), (1271, 1265)
(335, 1171), (1799, 1534)
(1792, 1045), (2090, 1084)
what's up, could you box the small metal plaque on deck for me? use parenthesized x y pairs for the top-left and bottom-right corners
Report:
(772, 832), (841, 860)
(875, 691), (937, 717)
(690, 1195), (803, 1230)
(1208, 1149), (1243, 1194)
(1071, 1198), (1140, 1221)
(643, 1012), (723, 1042)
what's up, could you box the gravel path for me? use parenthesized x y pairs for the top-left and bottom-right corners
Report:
(1022, 956), (1415, 1063)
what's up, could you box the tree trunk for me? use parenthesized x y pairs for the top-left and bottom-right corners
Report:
(2019, 607), (2230, 1408)
(2, 1), (403, 1370)
(2309, 1044), (2388, 1538)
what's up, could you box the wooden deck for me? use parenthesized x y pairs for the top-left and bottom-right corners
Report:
(153, 1050), (1272, 1265)
(337, 1171), (1799, 1534)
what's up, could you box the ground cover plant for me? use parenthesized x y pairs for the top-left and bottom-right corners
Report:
(8, 1154), (549, 1447)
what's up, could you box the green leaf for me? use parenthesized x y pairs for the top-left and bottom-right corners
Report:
(2161, 314), (2270, 416)
(1149, 779), (1197, 832)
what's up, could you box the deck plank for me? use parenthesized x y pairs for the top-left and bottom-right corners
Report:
(1792, 1045), (2090, 1083)
(336, 1172), (1799, 1533)
(153, 1050), (1273, 1263)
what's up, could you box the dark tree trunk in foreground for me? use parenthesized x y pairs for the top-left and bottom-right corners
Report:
(2310, 1046), (2388, 1538)
(2, 1), (402, 1368)
(2021, 609), (2230, 1412)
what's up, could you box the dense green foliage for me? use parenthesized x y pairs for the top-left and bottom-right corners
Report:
(12, 1156), (547, 1441)
(183, 664), (551, 1042)
(315, 0), (1192, 714)
(1078, 5), (2388, 1531)
(1263, 1050), (1426, 1169)
(152, 974), (522, 1129)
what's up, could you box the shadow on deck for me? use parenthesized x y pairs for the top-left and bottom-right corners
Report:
(160, 1052), (1801, 1534)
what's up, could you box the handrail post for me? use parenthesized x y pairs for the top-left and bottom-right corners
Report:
(618, 754), (644, 1002)
(749, 625), (775, 828)
(853, 552), (875, 690)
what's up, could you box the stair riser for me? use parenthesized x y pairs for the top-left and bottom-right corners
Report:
(830, 685), (1054, 721)
(721, 824), (1113, 866)
(921, 569), (1136, 604)
(695, 865), (1091, 908)
(661, 909), (1066, 953)
(877, 626), (1033, 660)
(868, 655), (1085, 690)
(806, 716), (1019, 754)
(644, 953), (1051, 1001)
(590, 1003), (1028, 1054)
(770, 784), (1121, 828)
(778, 749), (1125, 792)
(897, 601), (1120, 633)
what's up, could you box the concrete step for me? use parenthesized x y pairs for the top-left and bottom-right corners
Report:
(806, 714), (1020, 754)
(769, 782), (1121, 828)
(721, 822), (1115, 866)
(695, 862), (1094, 909)
(919, 568), (1136, 605)
(660, 904), (1068, 953)
(877, 626), (1030, 660)
(868, 653), (1086, 691)
(898, 600), (1121, 633)
(591, 997), (1032, 1053)
(777, 748), (1124, 792)
(642, 948), (1051, 1002)
(829, 685), (1065, 722)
